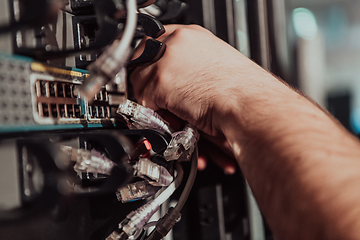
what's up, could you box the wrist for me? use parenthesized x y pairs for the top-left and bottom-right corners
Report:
(215, 72), (304, 158)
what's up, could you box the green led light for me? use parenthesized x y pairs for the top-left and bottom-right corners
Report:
(292, 8), (318, 40)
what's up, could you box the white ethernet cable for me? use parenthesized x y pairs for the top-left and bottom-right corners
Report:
(78, 0), (138, 101)
(106, 68), (128, 106)
(61, 144), (173, 186)
(138, 4), (163, 17)
(116, 180), (161, 203)
(163, 124), (199, 161)
(117, 99), (173, 135)
(106, 163), (183, 240)
(61, 146), (115, 175)
(133, 158), (173, 186)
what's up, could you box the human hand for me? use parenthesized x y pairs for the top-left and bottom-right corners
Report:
(130, 24), (260, 137)
(130, 24), (360, 240)
(130, 24), (280, 169)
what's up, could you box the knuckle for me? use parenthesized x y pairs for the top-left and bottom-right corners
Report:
(171, 25), (211, 40)
(187, 24), (205, 31)
(171, 26), (194, 39)
(129, 72), (140, 86)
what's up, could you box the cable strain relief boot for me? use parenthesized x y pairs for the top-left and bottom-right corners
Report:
(146, 207), (181, 240)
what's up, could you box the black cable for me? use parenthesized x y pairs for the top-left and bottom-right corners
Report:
(145, 145), (198, 240)
(173, 161), (184, 190)
(174, 145), (198, 212)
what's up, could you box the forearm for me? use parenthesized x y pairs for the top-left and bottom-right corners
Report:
(220, 73), (360, 239)
(130, 24), (360, 239)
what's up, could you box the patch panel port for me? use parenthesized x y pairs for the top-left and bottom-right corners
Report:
(102, 89), (108, 101)
(42, 103), (49, 117)
(88, 106), (93, 117)
(35, 81), (40, 96)
(50, 104), (58, 117)
(74, 105), (81, 118)
(57, 84), (64, 97)
(59, 104), (66, 117)
(67, 104), (74, 117)
(72, 85), (78, 98)
(49, 82), (56, 97)
(97, 91), (102, 101)
(106, 107), (110, 118)
(92, 106), (98, 118)
(65, 84), (72, 98)
(98, 106), (104, 118)
(40, 81), (47, 96)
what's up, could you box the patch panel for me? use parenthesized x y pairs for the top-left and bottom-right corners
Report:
(0, 55), (120, 134)
(87, 87), (114, 121)
(30, 73), (85, 125)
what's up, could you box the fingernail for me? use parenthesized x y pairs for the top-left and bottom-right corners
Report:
(224, 166), (235, 175)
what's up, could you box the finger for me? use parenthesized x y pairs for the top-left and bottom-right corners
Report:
(132, 36), (149, 60)
(198, 155), (208, 171)
(199, 139), (237, 175)
(210, 148), (236, 175)
(139, 78), (162, 110)
(157, 24), (186, 41)
(200, 132), (235, 159)
(130, 25), (187, 103)
(156, 109), (186, 131)
(132, 24), (183, 61)
(130, 64), (156, 101)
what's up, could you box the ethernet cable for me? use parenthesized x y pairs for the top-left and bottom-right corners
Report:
(106, 162), (183, 240)
(138, 4), (163, 18)
(78, 0), (138, 101)
(61, 146), (115, 175)
(163, 124), (199, 161)
(61, 144), (172, 187)
(145, 146), (198, 240)
(106, 68), (128, 106)
(133, 158), (173, 186)
(117, 99), (173, 135)
(116, 180), (161, 203)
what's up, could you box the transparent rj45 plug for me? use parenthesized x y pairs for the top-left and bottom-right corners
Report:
(116, 180), (160, 203)
(119, 199), (160, 238)
(163, 124), (199, 161)
(61, 146), (115, 175)
(133, 158), (173, 186)
(117, 99), (172, 135)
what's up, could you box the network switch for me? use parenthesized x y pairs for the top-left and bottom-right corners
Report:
(0, 55), (120, 134)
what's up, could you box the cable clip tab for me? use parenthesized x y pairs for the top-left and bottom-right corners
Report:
(163, 124), (199, 161)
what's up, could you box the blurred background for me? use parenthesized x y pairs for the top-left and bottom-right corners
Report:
(289, 0), (360, 134)
(182, 0), (360, 239)
(184, 0), (360, 135)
